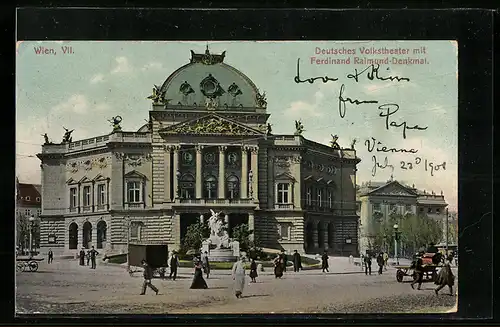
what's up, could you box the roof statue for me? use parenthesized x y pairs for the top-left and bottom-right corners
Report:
(41, 133), (53, 145)
(190, 46), (226, 65)
(266, 123), (273, 136)
(330, 134), (340, 149)
(108, 116), (123, 132)
(147, 84), (170, 105)
(255, 91), (267, 108)
(350, 138), (357, 149)
(62, 127), (74, 143)
(294, 119), (304, 135)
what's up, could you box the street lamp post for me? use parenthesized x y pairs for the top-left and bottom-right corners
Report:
(28, 215), (35, 257)
(393, 223), (401, 265)
(125, 215), (131, 272)
(176, 170), (181, 199)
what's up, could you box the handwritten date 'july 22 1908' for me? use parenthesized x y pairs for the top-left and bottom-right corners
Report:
(371, 155), (446, 177)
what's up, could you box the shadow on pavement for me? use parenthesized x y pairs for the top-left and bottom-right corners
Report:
(241, 294), (270, 298)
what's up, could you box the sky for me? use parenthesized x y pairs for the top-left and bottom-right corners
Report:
(16, 41), (458, 211)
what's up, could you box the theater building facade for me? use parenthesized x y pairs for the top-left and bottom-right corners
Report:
(37, 49), (361, 256)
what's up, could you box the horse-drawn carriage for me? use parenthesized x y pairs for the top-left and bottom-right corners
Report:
(127, 243), (169, 278)
(16, 256), (44, 272)
(395, 252), (443, 283)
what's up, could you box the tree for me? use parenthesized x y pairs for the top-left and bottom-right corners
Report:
(16, 213), (40, 251)
(181, 222), (210, 253)
(231, 223), (262, 259)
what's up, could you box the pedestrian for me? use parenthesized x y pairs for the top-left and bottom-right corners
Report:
(410, 256), (424, 290)
(190, 257), (208, 289)
(202, 251), (210, 279)
(89, 246), (99, 269)
(232, 256), (247, 298)
(376, 252), (384, 275)
(169, 251), (180, 280)
(249, 258), (258, 283)
(349, 254), (353, 264)
(48, 249), (53, 264)
(383, 252), (389, 271)
(364, 254), (372, 275)
(79, 248), (85, 266)
(281, 251), (288, 272)
(140, 259), (159, 295)
(86, 249), (91, 266)
(273, 254), (284, 278)
(321, 250), (329, 273)
(434, 263), (455, 295)
(292, 250), (302, 272)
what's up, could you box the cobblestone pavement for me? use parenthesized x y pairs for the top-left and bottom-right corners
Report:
(15, 259), (457, 314)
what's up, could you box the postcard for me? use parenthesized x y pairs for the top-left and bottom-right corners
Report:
(16, 40), (458, 314)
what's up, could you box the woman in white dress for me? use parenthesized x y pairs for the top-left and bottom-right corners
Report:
(232, 256), (247, 298)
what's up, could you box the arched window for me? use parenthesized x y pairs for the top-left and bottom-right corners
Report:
(226, 175), (239, 199)
(204, 175), (217, 199)
(180, 173), (195, 199)
(130, 221), (144, 241)
(68, 222), (78, 249)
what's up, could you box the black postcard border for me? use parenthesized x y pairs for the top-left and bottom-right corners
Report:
(4, 6), (495, 325)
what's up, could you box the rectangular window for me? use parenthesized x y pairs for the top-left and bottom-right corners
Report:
(317, 189), (323, 207)
(130, 222), (142, 240)
(36, 209), (42, 217)
(83, 186), (91, 206)
(373, 203), (381, 211)
(277, 223), (292, 240)
(24, 209), (31, 217)
(277, 183), (289, 204)
(405, 204), (412, 212)
(127, 181), (141, 203)
(70, 187), (77, 208)
(97, 184), (106, 205)
(328, 191), (333, 208)
(306, 187), (312, 206)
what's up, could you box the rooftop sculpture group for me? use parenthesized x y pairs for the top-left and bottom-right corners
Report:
(294, 119), (304, 135)
(62, 127), (74, 143)
(108, 116), (123, 132)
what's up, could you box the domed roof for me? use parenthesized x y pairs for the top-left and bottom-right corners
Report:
(159, 48), (267, 110)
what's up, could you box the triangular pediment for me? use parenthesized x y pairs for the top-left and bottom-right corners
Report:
(66, 177), (77, 185)
(368, 181), (417, 197)
(159, 114), (264, 136)
(78, 176), (90, 184)
(275, 172), (296, 182)
(124, 170), (149, 180)
(92, 173), (107, 182)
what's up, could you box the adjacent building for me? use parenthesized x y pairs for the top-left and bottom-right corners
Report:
(356, 180), (449, 254)
(37, 48), (361, 257)
(16, 180), (42, 219)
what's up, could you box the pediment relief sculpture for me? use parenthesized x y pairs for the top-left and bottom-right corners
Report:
(160, 115), (262, 136)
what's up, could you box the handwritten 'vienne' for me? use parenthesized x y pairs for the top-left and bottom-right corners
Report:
(378, 104), (428, 139)
(294, 58), (338, 84)
(364, 137), (418, 154)
(347, 64), (410, 83)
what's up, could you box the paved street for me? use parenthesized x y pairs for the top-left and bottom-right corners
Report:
(16, 257), (457, 314)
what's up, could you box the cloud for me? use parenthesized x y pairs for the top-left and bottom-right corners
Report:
(90, 73), (105, 84)
(141, 62), (163, 71)
(52, 94), (89, 114)
(111, 56), (132, 74)
(284, 90), (325, 118)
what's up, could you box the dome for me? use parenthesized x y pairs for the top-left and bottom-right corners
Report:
(158, 48), (267, 110)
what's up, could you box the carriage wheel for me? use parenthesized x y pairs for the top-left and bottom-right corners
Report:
(16, 262), (25, 272)
(396, 270), (404, 282)
(28, 261), (39, 272)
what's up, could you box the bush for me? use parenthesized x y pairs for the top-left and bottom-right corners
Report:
(180, 222), (210, 253)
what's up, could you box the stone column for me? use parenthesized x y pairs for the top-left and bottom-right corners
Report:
(173, 213), (181, 248)
(164, 145), (172, 202)
(323, 221), (329, 250)
(195, 145), (204, 199)
(225, 214), (230, 233)
(77, 224), (83, 250)
(240, 146), (248, 199)
(248, 213), (255, 241)
(218, 145), (227, 199)
(312, 221), (319, 249)
(250, 146), (259, 201)
(92, 223), (98, 248)
(172, 146), (180, 199)
(91, 181), (95, 212)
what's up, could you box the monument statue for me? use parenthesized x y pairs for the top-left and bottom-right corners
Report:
(294, 119), (304, 135)
(207, 209), (230, 249)
(108, 115), (122, 132)
(330, 134), (340, 149)
(62, 127), (74, 143)
(41, 133), (52, 145)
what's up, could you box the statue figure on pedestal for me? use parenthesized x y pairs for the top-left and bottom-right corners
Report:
(62, 127), (74, 143)
(207, 209), (230, 249)
(294, 119), (304, 135)
(108, 116), (122, 132)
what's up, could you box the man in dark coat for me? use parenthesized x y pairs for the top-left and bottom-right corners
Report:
(48, 249), (53, 264)
(140, 259), (159, 295)
(411, 257), (424, 290)
(89, 246), (99, 269)
(281, 251), (288, 272)
(292, 250), (302, 272)
(321, 251), (329, 273)
(376, 252), (384, 275)
(364, 254), (372, 275)
(434, 263), (455, 295)
(169, 252), (180, 280)
(79, 249), (85, 266)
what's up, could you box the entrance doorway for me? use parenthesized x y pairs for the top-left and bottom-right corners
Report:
(96, 220), (107, 249)
(69, 222), (78, 249)
(82, 221), (92, 249)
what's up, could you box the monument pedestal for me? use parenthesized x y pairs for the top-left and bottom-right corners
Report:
(207, 248), (237, 262)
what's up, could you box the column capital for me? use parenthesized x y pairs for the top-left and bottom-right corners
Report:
(218, 145), (227, 153)
(195, 145), (204, 153)
(171, 145), (181, 152)
(250, 145), (259, 154)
